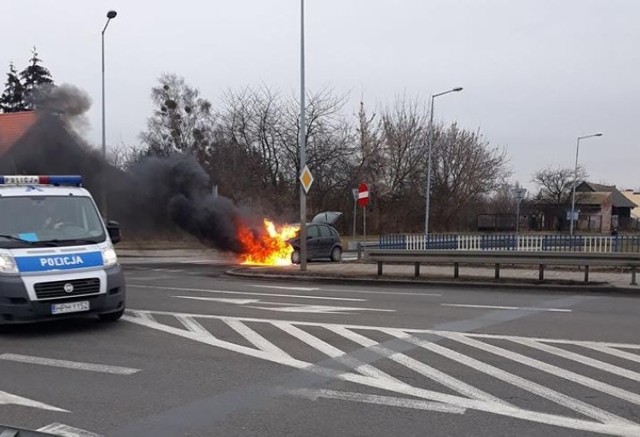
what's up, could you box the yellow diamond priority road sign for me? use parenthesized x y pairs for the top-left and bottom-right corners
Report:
(299, 165), (314, 193)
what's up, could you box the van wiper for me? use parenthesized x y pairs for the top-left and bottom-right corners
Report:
(0, 234), (37, 244)
(46, 238), (101, 245)
(0, 234), (58, 247)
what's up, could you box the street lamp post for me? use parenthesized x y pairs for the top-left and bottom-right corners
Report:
(101, 10), (117, 219)
(424, 87), (463, 236)
(569, 132), (603, 236)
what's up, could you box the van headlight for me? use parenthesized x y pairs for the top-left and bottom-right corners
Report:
(102, 246), (118, 267)
(0, 253), (18, 274)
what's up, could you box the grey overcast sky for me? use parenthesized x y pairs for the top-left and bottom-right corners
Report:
(1, 0), (638, 191)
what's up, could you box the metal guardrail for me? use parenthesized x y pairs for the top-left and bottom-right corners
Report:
(365, 249), (640, 285)
(379, 234), (640, 253)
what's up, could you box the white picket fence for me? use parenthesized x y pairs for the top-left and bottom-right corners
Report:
(400, 234), (625, 253)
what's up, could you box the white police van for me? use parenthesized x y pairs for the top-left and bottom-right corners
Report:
(0, 175), (125, 324)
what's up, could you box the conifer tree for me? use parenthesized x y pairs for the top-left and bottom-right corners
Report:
(0, 62), (26, 113)
(20, 47), (54, 109)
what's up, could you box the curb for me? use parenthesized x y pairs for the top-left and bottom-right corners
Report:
(225, 267), (640, 295)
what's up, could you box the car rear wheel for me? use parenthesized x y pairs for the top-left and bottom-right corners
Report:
(330, 247), (342, 262)
(291, 249), (301, 264)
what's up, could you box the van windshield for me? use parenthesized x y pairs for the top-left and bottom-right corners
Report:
(0, 196), (106, 248)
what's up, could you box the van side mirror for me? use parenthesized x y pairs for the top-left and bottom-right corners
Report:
(107, 220), (121, 245)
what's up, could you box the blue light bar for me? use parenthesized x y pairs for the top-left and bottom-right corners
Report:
(0, 175), (83, 187)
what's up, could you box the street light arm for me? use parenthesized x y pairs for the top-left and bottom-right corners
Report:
(578, 133), (603, 141)
(102, 18), (112, 35)
(432, 87), (464, 98)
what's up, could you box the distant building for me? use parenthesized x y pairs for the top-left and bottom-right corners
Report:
(621, 190), (640, 220)
(575, 182), (638, 232)
(528, 181), (638, 233)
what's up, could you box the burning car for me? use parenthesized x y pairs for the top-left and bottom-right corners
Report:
(289, 211), (343, 264)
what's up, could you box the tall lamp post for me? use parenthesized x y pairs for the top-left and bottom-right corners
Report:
(101, 10), (117, 218)
(424, 87), (463, 236)
(569, 132), (603, 236)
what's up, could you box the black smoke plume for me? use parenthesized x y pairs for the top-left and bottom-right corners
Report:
(0, 84), (261, 253)
(126, 153), (250, 253)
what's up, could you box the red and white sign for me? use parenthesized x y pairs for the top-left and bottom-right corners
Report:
(357, 183), (369, 207)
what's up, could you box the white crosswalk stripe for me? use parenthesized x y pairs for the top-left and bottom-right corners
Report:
(124, 310), (640, 436)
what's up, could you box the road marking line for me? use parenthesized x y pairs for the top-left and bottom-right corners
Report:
(273, 322), (402, 384)
(581, 344), (640, 364)
(442, 332), (640, 350)
(126, 309), (640, 349)
(384, 329), (635, 427)
(123, 314), (304, 368)
(0, 390), (68, 412)
(127, 276), (178, 281)
(133, 311), (157, 323)
(0, 354), (140, 375)
(171, 296), (391, 314)
(175, 315), (214, 338)
(247, 303), (393, 314)
(37, 423), (101, 437)
(253, 285), (442, 297)
(132, 310), (619, 343)
(252, 285), (320, 291)
(130, 284), (365, 301)
(327, 326), (512, 407)
(441, 304), (572, 312)
(224, 319), (290, 359)
(173, 296), (260, 305)
(512, 338), (640, 382)
(124, 312), (640, 436)
(291, 388), (466, 414)
(439, 333), (640, 408)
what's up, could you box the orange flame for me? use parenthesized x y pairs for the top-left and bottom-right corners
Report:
(238, 219), (300, 266)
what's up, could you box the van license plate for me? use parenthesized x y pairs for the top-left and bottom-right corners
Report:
(51, 301), (90, 315)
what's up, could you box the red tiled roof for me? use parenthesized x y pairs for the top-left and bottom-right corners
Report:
(0, 111), (38, 157)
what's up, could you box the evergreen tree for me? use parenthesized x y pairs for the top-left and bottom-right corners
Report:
(19, 47), (54, 109)
(0, 62), (26, 113)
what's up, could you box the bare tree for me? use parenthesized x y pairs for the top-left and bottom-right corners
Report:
(217, 85), (354, 216)
(377, 96), (428, 197)
(107, 142), (145, 171)
(430, 123), (510, 231)
(140, 74), (216, 161)
(532, 165), (588, 206)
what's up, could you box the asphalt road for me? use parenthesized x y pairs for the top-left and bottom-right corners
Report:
(2, 261), (640, 436)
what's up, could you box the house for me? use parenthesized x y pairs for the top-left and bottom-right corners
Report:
(0, 111), (39, 158)
(622, 190), (640, 218)
(528, 181), (638, 233)
(575, 182), (638, 232)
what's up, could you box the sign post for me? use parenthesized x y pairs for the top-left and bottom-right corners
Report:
(511, 187), (527, 233)
(357, 183), (369, 250)
(351, 188), (358, 245)
(299, 165), (313, 270)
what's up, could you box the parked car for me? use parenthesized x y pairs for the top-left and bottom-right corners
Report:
(290, 212), (342, 264)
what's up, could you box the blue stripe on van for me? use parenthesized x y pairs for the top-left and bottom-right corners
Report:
(15, 252), (103, 272)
